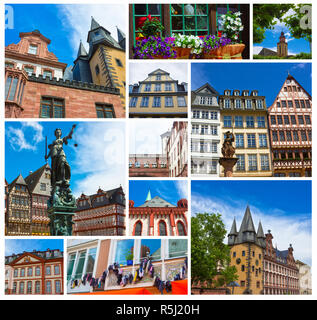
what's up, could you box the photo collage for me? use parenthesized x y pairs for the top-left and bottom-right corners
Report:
(3, 1), (313, 299)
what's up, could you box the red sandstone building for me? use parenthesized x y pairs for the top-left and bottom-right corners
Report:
(268, 73), (312, 177)
(5, 248), (64, 295)
(5, 29), (124, 118)
(129, 190), (188, 236)
(73, 187), (126, 236)
(129, 154), (169, 177)
(264, 231), (299, 295)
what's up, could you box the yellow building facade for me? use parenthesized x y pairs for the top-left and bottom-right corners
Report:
(219, 89), (272, 177)
(72, 17), (126, 112)
(129, 69), (188, 118)
(228, 206), (266, 295)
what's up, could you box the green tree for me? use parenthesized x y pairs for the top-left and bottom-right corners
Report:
(283, 4), (312, 52)
(191, 212), (238, 288)
(253, 4), (293, 43)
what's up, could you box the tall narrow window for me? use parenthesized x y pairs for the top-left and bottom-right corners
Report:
(134, 221), (142, 236)
(177, 221), (186, 235)
(159, 221), (167, 236)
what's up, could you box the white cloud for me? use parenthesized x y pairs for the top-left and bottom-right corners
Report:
(6, 122), (44, 151)
(129, 62), (188, 85)
(129, 119), (174, 154)
(71, 122), (126, 197)
(175, 180), (188, 199)
(57, 4), (126, 60)
(191, 193), (312, 266)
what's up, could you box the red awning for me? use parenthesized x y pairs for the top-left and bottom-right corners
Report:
(76, 287), (153, 295)
(171, 279), (188, 295)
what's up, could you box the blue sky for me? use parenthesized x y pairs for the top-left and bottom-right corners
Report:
(192, 180), (312, 265)
(5, 239), (63, 256)
(5, 121), (126, 197)
(253, 7), (311, 56)
(129, 180), (188, 207)
(191, 62), (312, 107)
(5, 3), (125, 68)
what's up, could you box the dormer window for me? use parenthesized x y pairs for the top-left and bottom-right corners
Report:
(234, 91), (239, 96)
(252, 91), (258, 96)
(225, 90), (230, 96)
(156, 75), (161, 80)
(28, 44), (38, 55)
(43, 70), (52, 79)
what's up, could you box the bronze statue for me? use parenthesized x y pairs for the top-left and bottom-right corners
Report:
(45, 124), (76, 188)
(46, 125), (77, 236)
(221, 131), (235, 158)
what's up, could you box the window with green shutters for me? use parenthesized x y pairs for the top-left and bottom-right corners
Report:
(170, 4), (209, 36)
(132, 4), (162, 45)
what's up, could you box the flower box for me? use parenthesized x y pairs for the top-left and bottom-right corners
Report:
(203, 44), (245, 59)
(175, 47), (192, 59)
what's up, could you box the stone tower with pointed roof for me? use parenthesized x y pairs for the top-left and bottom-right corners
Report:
(73, 16), (126, 108)
(277, 31), (288, 57)
(228, 206), (266, 294)
(129, 190), (188, 236)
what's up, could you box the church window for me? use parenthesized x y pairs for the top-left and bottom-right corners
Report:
(159, 221), (167, 236)
(177, 221), (186, 235)
(40, 97), (65, 118)
(96, 103), (115, 118)
(134, 221), (142, 236)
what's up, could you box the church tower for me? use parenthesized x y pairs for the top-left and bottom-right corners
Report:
(228, 206), (266, 294)
(277, 32), (288, 57)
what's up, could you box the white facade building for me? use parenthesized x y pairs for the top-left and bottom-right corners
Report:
(191, 83), (221, 176)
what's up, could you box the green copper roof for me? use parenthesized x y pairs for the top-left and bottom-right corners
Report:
(145, 189), (152, 202)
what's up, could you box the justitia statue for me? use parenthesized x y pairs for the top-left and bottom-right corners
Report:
(221, 131), (235, 158)
(46, 124), (77, 236)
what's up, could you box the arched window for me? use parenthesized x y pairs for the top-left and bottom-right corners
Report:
(46, 281), (51, 294)
(134, 221), (142, 236)
(35, 281), (41, 294)
(159, 221), (167, 236)
(27, 281), (32, 294)
(177, 221), (186, 236)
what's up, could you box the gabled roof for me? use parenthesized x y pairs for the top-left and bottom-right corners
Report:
(90, 16), (101, 30)
(139, 195), (176, 208)
(193, 83), (219, 96)
(8, 173), (28, 191)
(24, 163), (50, 193)
(148, 68), (170, 76)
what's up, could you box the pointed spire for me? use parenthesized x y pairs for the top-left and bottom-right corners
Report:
(77, 40), (88, 58)
(145, 189), (152, 202)
(229, 218), (238, 235)
(91, 16), (100, 30)
(239, 205), (256, 234)
(256, 221), (265, 239)
(116, 25), (125, 43)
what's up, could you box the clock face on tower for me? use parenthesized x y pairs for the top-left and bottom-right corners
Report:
(236, 258), (241, 265)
